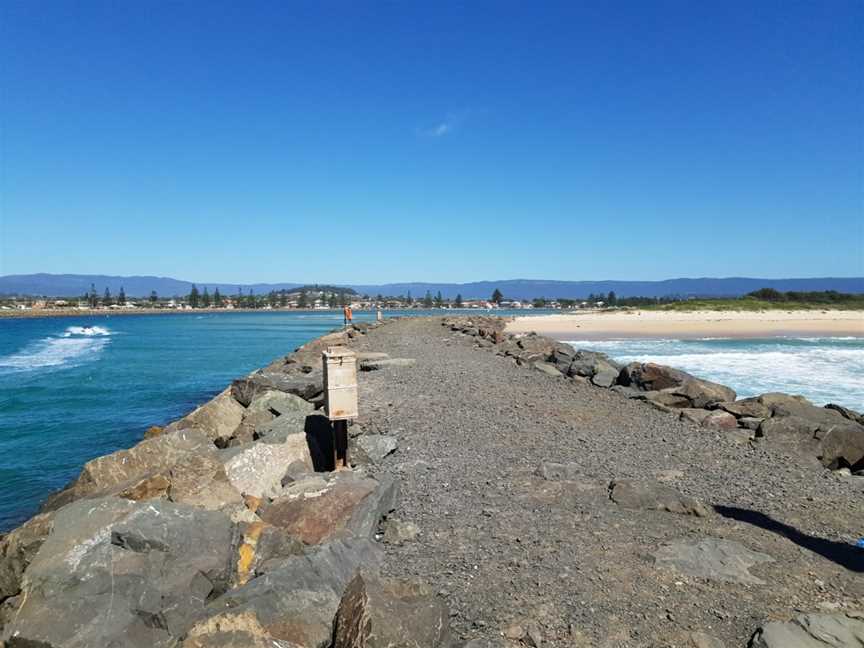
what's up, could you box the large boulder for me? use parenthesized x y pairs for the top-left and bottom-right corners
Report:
(661, 379), (736, 409)
(180, 611), (291, 648)
(352, 435), (398, 466)
(0, 512), (54, 607)
(42, 428), (217, 511)
(619, 363), (735, 407)
(818, 423), (864, 470)
(166, 387), (245, 446)
(204, 538), (383, 648)
(825, 403), (864, 426)
(332, 571), (450, 648)
(618, 362), (692, 391)
(609, 479), (709, 517)
(2, 498), (238, 647)
(700, 410), (739, 430)
(222, 432), (313, 498)
(716, 399), (772, 420)
(258, 472), (398, 545)
(232, 370), (323, 407)
(167, 452), (245, 510)
(749, 611), (864, 647)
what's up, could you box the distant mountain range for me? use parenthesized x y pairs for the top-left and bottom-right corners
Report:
(1, 273), (863, 300)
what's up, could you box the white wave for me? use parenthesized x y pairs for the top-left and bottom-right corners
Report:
(567, 338), (864, 410)
(0, 335), (110, 372)
(62, 325), (111, 337)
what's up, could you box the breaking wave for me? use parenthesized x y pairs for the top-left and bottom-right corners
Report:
(566, 336), (864, 410)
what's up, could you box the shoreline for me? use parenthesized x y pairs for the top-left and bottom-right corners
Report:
(1, 316), (862, 646)
(507, 309), (864, 339)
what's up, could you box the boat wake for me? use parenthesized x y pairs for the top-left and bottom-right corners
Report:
(0, 326), (112, 372)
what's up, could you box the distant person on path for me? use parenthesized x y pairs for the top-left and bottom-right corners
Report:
(343, 304), (353, 327)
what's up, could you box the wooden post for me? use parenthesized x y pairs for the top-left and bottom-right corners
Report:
(322, 347), (358, 470)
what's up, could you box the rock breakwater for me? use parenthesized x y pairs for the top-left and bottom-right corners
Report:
(1, 315), (862, 647)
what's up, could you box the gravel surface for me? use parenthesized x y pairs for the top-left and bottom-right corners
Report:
(349, 317), (863, 648)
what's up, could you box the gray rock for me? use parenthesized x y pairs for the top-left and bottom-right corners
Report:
(759, 415), (818, 439)
(618, 362), (692, 391)
(636, 391), (692, 409)
(207, 538), (384, 648)
(609, 479), (709, 517)
(332, 571), (450, 648)
(167, 387), (245, 446)
(739, 416), (765, 431)
(247, 390), (314, 418)
(382, 518), (420, 544)
(819, 423), (864, 470)
(360, 358), (417, 371)
(0, 511), (53, 603)
(609, 384), (642, 398)
(532, 361), (564, 377)
(663, 378), (737, 409)
(3, 498), (237, 647)
(254, 409), (309, 442)
(357, 351), (390, 361)
(222, 432), (313, 498)
(652, 537), (774, 585)
(231, 370), (323, 407)
(42, 428), (217, 511)
(353, 434), (398, 465)
(535, 461), (581, 481)
(281, 459), (314, 486)
(825, 403), (864, 426)
(749, 611), (864, 647)
(690, 632), (726, 648)
(591, 367), (618, 388)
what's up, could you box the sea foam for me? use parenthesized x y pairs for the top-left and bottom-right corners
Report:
(566, 336), (864, 410)
(0, 327), (112, 372)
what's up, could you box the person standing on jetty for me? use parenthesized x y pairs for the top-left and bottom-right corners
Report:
(343, 304), (353, 327)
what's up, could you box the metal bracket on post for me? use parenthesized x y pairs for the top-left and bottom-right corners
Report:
(322, 346), (358, 470)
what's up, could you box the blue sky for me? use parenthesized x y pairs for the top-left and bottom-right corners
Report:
(1, 1), (862, 284)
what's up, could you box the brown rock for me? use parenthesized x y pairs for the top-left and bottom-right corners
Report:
(609, 479), (709, 517)
(168, 387), (245, 445)
(716, 399), (771, 419)
(701, 411), (739, 430)
(118, 473), (171, 501)
(332, 571), (450, 648)
(259, 475), (379, 545)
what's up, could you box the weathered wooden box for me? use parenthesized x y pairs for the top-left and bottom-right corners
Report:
(322, 346), (358, 420)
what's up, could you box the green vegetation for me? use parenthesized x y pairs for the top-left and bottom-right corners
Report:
(652, 290), (864, 312)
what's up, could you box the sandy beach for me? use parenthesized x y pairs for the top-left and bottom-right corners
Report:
(507, 309), (864, 339)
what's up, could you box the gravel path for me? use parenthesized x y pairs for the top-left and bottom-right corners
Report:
(350, 317), (863, 648)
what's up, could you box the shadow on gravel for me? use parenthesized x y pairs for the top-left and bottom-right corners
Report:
(715, 505), (864, 573)
(304, 413), (336, 471)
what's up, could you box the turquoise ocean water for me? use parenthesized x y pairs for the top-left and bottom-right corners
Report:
(0, 310), (529, 530)
(1, 311), (861, 531)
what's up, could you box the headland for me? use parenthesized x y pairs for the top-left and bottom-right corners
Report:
(1, 316), (862, 647)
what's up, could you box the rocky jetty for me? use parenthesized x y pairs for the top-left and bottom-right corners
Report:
(1, 315), (862, 647)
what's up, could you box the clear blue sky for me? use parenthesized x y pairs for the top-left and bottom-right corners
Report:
(1, 1), (862, 284)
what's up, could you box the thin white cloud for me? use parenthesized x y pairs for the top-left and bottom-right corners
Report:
(419, 110), (470, 138)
